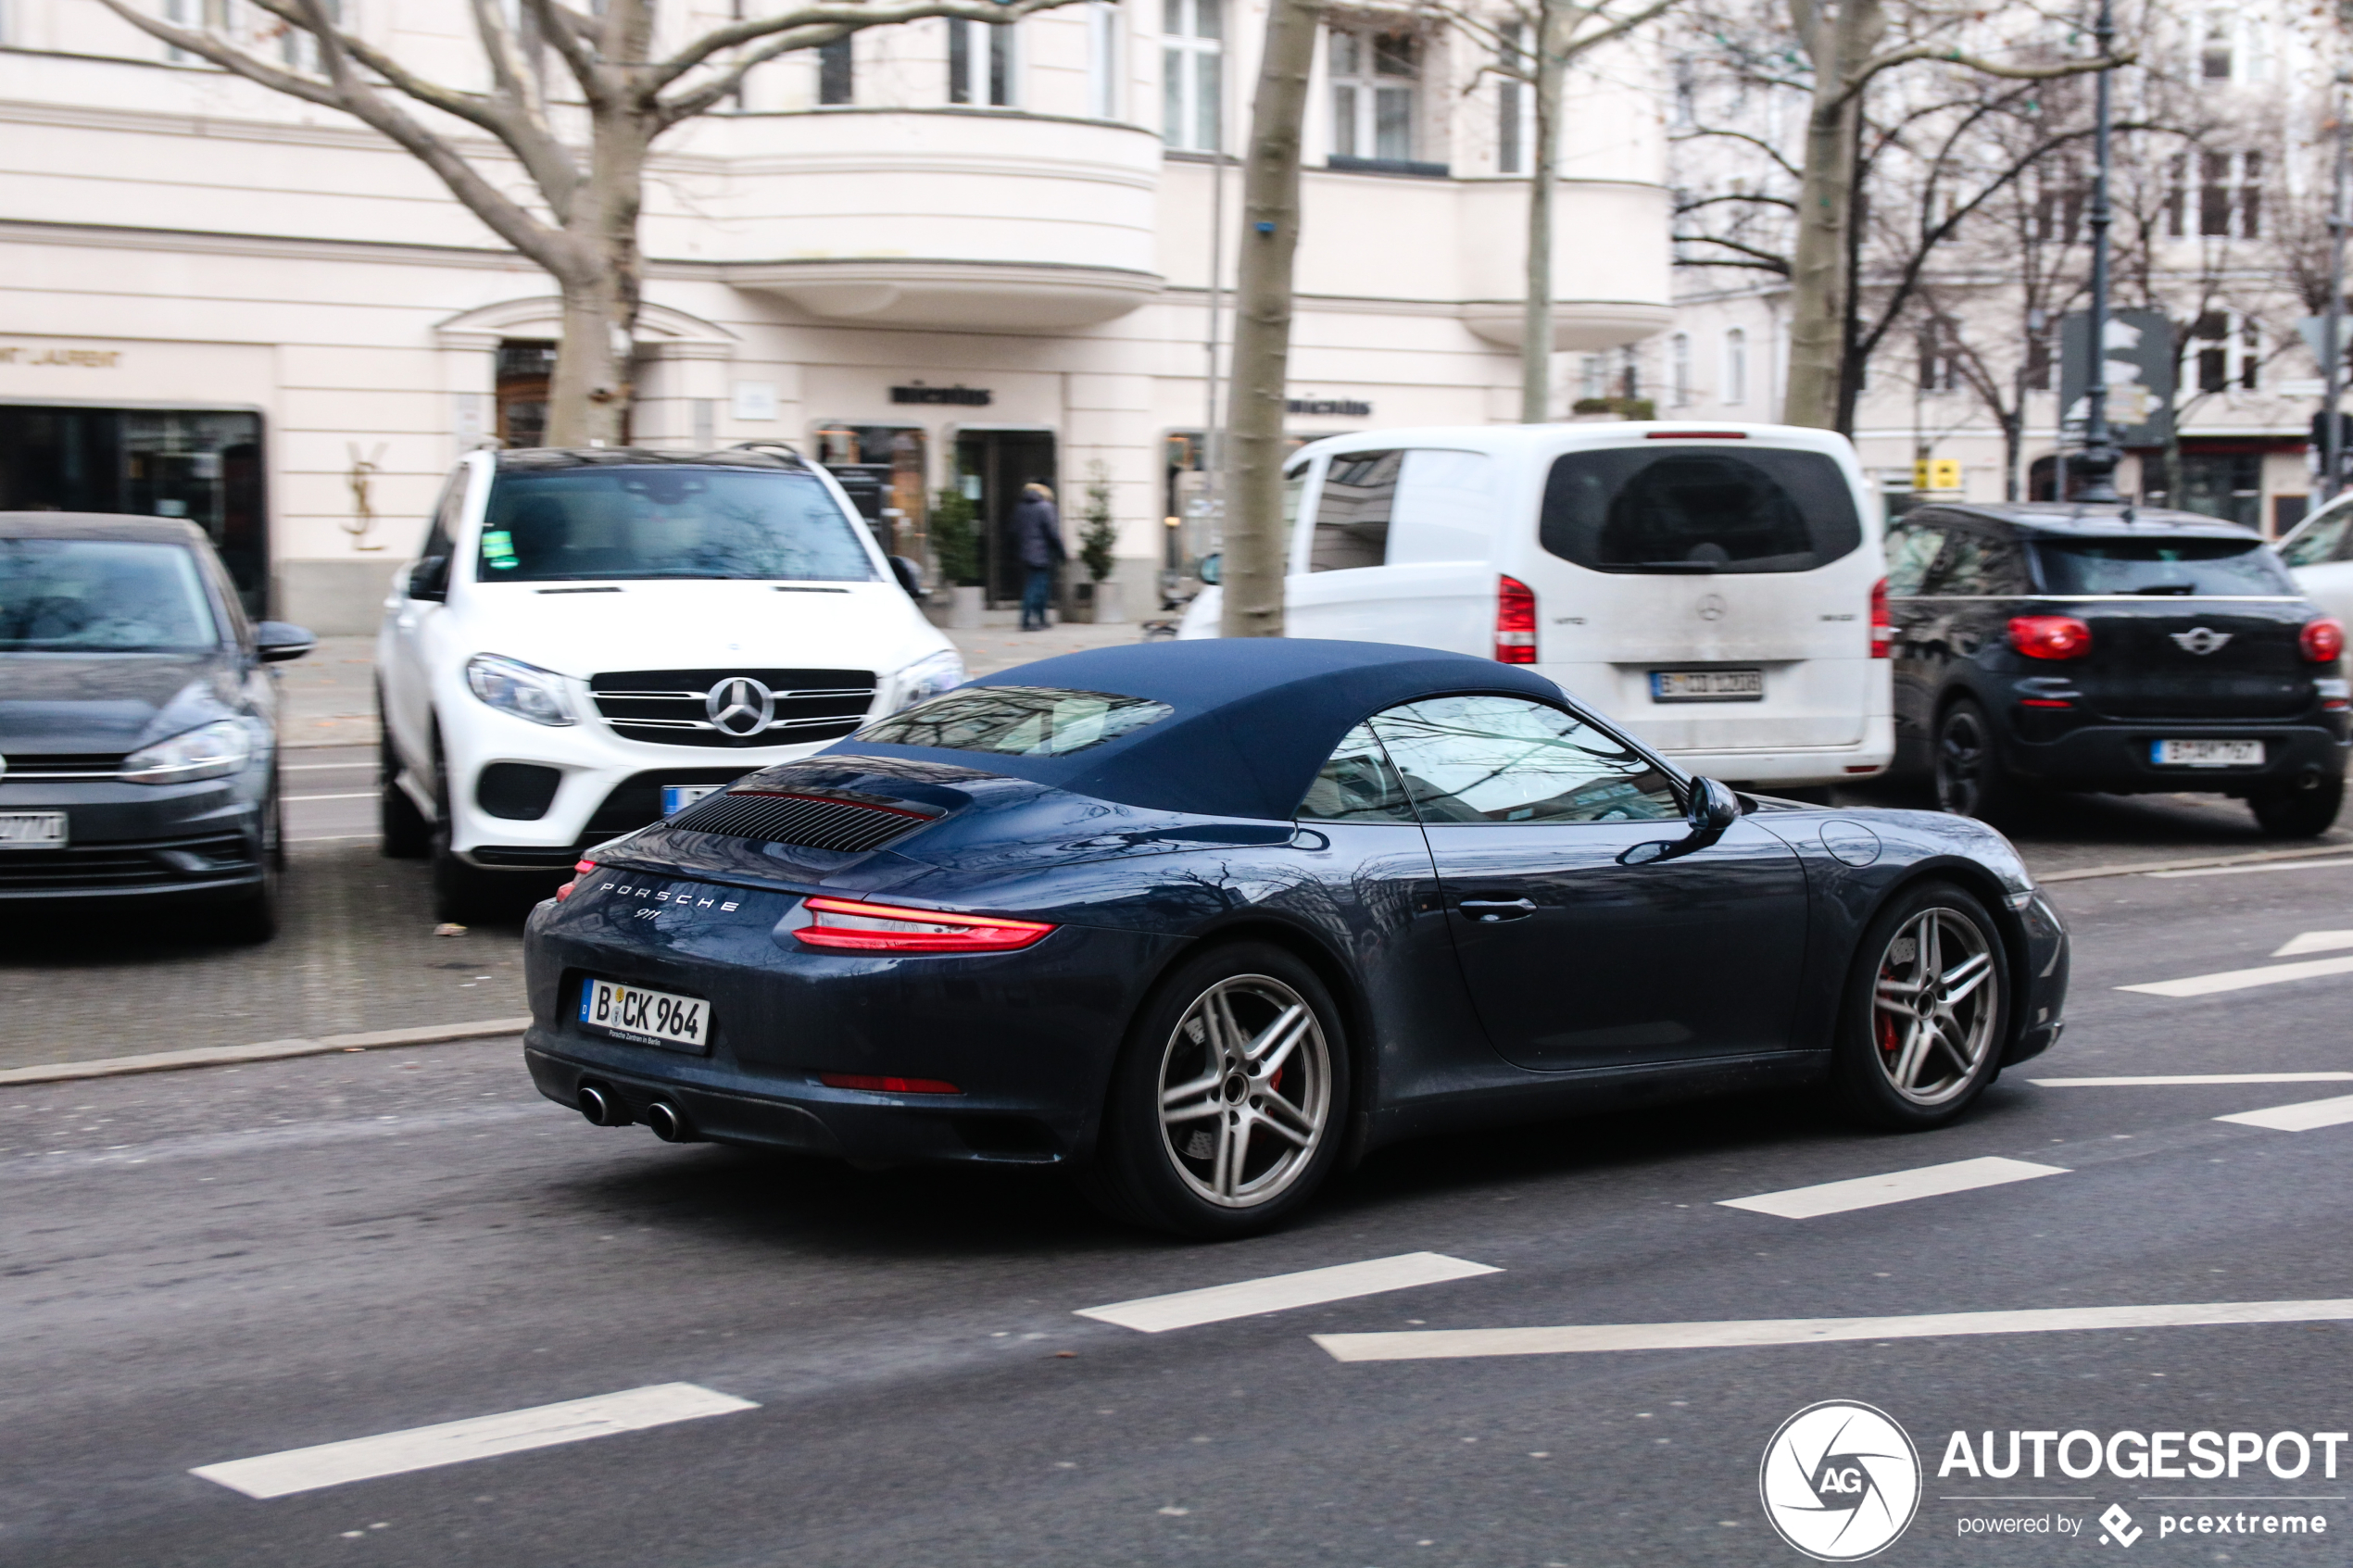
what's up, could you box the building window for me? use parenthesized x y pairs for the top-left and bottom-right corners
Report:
(1163, 0), (1222, 151)
(818, 34), (853, 105)
(1722, 328), (1746, 405)
(1616, 345), (1642, 400)
(1917, 324), (1960, 394)
(2032, 166), (2086, 245)
(2026, 328), (2055, 392)
(2199, 150), (2261, 238)
(1088, 0), (1121, 119)
(1329, 27), (1418, 164)
(2201, 14), (2233, 81)
(1669, 333), (1692, 406)
(2194, 312), (2261, 392)
(950, 19), (1017, 107)
(1497, 23), (1531, 174)
(1579, 354), (1608, 400)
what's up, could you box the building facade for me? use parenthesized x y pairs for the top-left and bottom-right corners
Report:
(0, 0), (1671, 630)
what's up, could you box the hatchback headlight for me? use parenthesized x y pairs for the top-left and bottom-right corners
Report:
(123, 719), (254, 784)
(465, 653), (574, 726)
(889, 649), (966, 713)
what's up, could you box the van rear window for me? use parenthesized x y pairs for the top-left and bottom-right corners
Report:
(1539, 446), (1862, 575)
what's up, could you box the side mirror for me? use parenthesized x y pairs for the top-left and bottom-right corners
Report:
(253, 621), (315, 663)
(1621, 777), (1742, 866)
(888, 555), (926, 598)
(1197, 552), (1222, 586)
(407, 555), (449, 603)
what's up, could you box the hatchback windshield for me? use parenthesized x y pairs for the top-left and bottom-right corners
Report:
(2032, 536), (2296, 596)
(1540, 445), (1861, 574)
(0, 538), (218, 652)
(477, 467), (876, 583)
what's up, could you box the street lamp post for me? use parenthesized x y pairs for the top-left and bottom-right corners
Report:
(2072, 0), (2124, 505)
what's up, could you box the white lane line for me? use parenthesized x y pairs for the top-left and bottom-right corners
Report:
(2119, 954), (2353, 997)
(2276, 930), (2353, 957)
(1311, 1298), (2353, 1363)
(1076, 1252), (1499, 1334)
(1718, 1156), (2067, 1220)
(191, 1383), (756, 1499)
(2147, 858), (2353, 880)
(2031, 1072), (2353, 1087)
(289, 792), (376, 802)
(2216, 1094), (2353, 1133)
(283, 761), (373, 771)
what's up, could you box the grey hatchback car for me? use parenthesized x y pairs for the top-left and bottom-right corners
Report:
(0, 513), (312, 939)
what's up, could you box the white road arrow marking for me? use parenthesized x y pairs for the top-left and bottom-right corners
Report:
(2273, 929), (2353, 958)
(2118, 953), (2353, 997)
(2216, 1093), (2353, 1132)
(1076, 1252), (1499, 1333)
(1718, 1156), (2067, 1220)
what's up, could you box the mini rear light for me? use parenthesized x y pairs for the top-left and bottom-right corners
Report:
(1495, 574), (1538, 664)
(1645, 430), (1747, 439)
(819, 1073), (962, 1095)
(793, 896), (1055, 953)
(1869, 577), (1892, 659)
(2007, 615), (2093, 660)
(555, 859), (597, 901)
(2300, 617), (2347, 665)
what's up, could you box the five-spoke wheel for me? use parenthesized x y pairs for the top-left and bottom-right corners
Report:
(1833, 882), (2007, 1128)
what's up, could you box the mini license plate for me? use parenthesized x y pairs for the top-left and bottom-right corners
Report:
(661, 784), (722, 816)
(579, 976), (711, 1052)
(1651, 669), (1764, 702)
(2152, 739), (2264, 768)
(0, 811), (67, 848)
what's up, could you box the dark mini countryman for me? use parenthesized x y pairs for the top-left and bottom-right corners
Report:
(1882, 503), (2349, 835)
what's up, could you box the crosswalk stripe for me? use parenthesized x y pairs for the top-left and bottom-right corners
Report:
(1311, 1298), (2353, 1362)
(1718, 1156), (2067, 1220)
(2118, 954), (2353, 997)
(1076, 1252), (1499, 1334)
(2031, 1072), (2353, 1087)
(2216, 1093), (2353, 1133)
(190, 1384), (757, 1499)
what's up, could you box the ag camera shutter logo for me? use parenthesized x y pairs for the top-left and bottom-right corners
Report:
(1759, 1400), (1922, 1561)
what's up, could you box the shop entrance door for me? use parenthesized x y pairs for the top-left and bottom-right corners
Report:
(954, 430), (1057, 607)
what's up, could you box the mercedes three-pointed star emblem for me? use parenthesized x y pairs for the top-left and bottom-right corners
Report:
(705, 676), (775, 738)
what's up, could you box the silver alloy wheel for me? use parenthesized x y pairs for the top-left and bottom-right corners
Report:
(1156, 974), (1331, 1209)
(1869, 905), (2000, 1105)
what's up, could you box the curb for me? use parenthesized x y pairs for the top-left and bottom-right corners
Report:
(0, 1018), (532, 1086)
(2038, 840), (2353, 884)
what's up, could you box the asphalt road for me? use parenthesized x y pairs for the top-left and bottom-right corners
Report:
(6, 856), (2352, 1565)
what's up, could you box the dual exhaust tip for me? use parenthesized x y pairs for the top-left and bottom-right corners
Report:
(576, 1083), (697, 1143)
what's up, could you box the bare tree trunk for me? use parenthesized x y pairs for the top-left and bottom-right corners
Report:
(1221, 0), (1320, 640)
(1520, 4), (1568, 422)
(1781, 0), (1881, 430)
(546, 111), (649, 446)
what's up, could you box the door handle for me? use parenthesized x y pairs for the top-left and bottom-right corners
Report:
(1458, 898), (1536, 922)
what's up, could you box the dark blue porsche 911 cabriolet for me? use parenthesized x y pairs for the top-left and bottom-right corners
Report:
(522, 639), (2068, 1236)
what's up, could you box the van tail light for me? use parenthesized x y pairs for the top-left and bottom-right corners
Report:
(2008, 615), (2094, 660)
(2300, 617), (2346, 665)
(1495, 575), (1538, 664)
(793, 896), (1055, 953)
(555, 859), (597, 900)
(1869, 577), (1892, 659)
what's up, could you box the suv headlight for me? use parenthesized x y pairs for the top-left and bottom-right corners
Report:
(123, 719), (255, 784)
(466, 653), (575, 726)
(889, 649), (966, 713)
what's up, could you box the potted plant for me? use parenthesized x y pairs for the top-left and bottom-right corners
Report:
(931, 485), (985, 628)
(1071, 462), (1124, 624)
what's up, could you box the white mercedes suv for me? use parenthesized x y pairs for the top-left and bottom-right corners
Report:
(377, 446), (963, 921)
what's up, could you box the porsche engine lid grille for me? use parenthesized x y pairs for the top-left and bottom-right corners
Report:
(590, 668), (876, 749)
(666, 787), (940, 853)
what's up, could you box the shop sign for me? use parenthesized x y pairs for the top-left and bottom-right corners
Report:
(0, 345), (124, 368)
(1288, 398), (1371, 416)
(890, 385), (991, 406)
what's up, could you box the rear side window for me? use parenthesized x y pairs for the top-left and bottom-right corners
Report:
(860, 685), (1172, 757)
(1539, 446), (1862, 574)
(2031, 537), (2297, 596)
(1310, 450), (1401, 571)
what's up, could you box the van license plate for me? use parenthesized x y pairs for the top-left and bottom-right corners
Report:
(661, 785), (722, 815)
(0, 812), (67, 848)
(1652, 669), (1764, 702)
(579, 977), (711, 1052)
(2152, 739), (2264, 768)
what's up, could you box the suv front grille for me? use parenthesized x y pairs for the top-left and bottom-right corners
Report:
(667, 788), (939, 854)
(589, 668), (876, 749)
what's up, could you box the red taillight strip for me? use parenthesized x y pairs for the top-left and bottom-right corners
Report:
(819, 1073), (962, 1095)
(793, 895), (1055, 952)
(726, 791), (937, 820)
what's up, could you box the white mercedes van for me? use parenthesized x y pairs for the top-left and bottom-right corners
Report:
(377, 446), (963, 921)
(1177, 422), (1893, 789)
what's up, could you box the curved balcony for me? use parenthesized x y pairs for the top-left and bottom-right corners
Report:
(715, 108), (1164, 332)
(1453, 179), (1674, 351)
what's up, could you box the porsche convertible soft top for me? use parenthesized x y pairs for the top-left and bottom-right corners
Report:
(824, 638), (1579, 822)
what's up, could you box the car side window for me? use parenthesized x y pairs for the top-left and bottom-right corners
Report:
(1295, 722), (1418, 823)
(420, 470), (464, 563)
(1309, 449), (1402, 571)
(1366, 695), (1682, 824)
(1883, 522), (1945, 596)
(2280, 498), (2353, 568)
(1919, 528), (2025, 596)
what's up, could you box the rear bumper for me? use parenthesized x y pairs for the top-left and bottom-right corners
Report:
(2006, 720), (2349, 793)
(1652, 717), (1897, 787)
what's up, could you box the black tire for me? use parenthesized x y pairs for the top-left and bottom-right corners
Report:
(1932, 697), (2022, 822)
(1079, 942), (1352, 1239)
(1831, 880), (2009, 1131)
(426, 725), (504, 924)
(220, 790), (283, 944)
(2249, 772), (2345, 838)
(378, 695), (430, 859)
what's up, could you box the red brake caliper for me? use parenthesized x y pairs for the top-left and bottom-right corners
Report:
(1876, 962), (1901, 1057)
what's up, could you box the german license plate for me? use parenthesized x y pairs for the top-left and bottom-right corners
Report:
(579, 976), (710, 1052)
(661, 785), (722, 816)
(1652, 669), (1764, 702)
(2152, 739), (2264, 768)
(0, 812), (67, 848)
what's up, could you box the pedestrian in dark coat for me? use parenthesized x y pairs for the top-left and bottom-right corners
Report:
(1012, 483), (1064, 631)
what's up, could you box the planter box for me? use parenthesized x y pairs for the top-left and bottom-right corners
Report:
(1067, 579), (1126, 625)
(947, 584), (985, 629)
